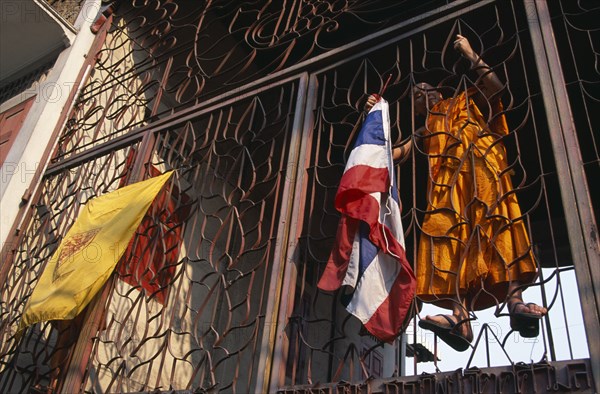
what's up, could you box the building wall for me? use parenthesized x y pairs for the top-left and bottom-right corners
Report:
(0, 0), (102, 246)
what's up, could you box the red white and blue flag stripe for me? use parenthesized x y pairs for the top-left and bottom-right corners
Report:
(317, 99), (415, 343)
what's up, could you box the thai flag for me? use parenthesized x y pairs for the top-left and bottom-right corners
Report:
(317, 99), (415, 343)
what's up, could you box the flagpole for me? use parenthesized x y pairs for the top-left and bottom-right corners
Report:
(60, 276), (115, 393)
(380, 74), (392, 97)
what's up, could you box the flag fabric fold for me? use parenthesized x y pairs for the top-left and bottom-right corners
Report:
(18, 171), (174, 332)
(317, 99), (416, 343)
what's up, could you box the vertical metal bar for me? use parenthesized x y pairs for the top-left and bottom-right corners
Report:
(433, 335), (438, 372)
(266, 73), (315, 392)
(150, 56), (173, 117)
(399, 332), (406, 376)
(485, 327), (490, 368)
(255, 74), (308, 394)
(128, 130), (156, 183)
(524, 1), (600, 390)
(59, 276), (115, 393)
(537, 267), (555, 361)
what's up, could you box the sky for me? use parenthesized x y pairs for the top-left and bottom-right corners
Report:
(404, 268), (589, 375)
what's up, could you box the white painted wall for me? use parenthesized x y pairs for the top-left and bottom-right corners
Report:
(0, 0), (102, 248)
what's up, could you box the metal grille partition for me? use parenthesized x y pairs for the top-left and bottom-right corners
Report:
(0, 1), (598, 393)
(284, 1), (595, 390)
(80, 78), (305, 393)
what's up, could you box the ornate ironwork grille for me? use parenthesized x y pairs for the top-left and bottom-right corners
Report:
(82, 80), (301, 393)
(0, 1), (597, 393)
(0, 145), (140, 391)
(547, 0), (599, 228)
(290, 0), (588, 385)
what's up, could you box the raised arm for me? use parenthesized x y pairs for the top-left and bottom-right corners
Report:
(454, 34), (503, 102)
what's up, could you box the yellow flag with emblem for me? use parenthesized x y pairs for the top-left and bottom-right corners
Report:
(18, 171), (174, 331)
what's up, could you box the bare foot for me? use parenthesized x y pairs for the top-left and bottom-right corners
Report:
(508, 298), (547, 316)
(507, 297), (547, 337)
(423, 314), (473, 342)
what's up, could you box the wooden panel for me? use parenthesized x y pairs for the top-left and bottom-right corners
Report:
(0, 97), (35, 165)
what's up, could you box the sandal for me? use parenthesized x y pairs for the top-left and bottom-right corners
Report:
(509, 302), (544, 338)
(418, 314), (472, 352)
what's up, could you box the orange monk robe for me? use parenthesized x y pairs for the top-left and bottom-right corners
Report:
(416, 91), (537, 311)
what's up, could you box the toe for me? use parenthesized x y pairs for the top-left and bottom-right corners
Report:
(425, 314), (452, 328)
(526, 303), (547, 315)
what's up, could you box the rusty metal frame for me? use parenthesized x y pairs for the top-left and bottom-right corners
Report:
(271, 1), (598, 391)
(58, 72), (309, 393)
(44, 0), (496, 172)
(256, 72), (310, 394)
(277, 358), (595, 393)
(524, 1), (600, 391)
(267, 1), (501, 390)
(267, 73), (317, 393)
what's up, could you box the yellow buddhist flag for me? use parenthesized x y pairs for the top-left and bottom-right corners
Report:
(18, 171), (174, 332)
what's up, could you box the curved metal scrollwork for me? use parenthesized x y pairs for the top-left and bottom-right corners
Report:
(53, 0), (455, 161)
